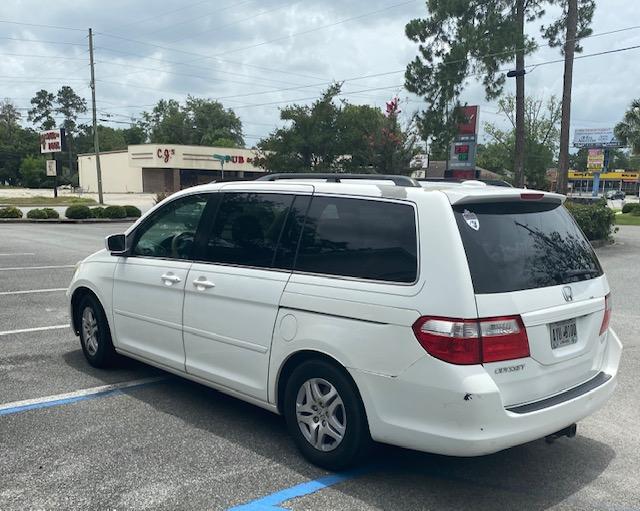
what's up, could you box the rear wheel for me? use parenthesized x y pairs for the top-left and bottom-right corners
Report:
(284, 359), (371, 470)
(77, 294), (116, 368)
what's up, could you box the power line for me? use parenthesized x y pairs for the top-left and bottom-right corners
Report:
(206, 0), (418, 59)
(0, 19), (85, 32)
(104, 0), (218, 32)
(0, 36), (87, 47)
(168, 0), (297, 44)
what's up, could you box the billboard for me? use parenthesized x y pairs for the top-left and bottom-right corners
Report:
(573, 128), (622, 148)
(40, 129), (66, 153)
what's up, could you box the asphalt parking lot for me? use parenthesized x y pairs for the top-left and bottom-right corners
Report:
(1, 223), (639, 511)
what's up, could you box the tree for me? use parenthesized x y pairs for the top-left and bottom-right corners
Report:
(405, 0), (594, 187)
(0, 100), (39, 186)
(28, 90), (56, 130)
(256, 85), (416, 174)
(140, 96), (244, 147)
(55, 86), (87, 174)
(479, 95), (561, 189)
(615, 99), (640, 154)
(19, 155), (49, 188)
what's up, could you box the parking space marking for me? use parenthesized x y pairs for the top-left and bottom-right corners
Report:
(0, 324), (69, 336)
(0, 287), (67, 296)
(0, 377), (166, 416)
(0, 264), (75, 271)
(0, 253), (35, 256)
(228, 468), (370, 511)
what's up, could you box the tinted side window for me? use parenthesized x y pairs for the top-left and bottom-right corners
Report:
(202, 193), (296, 269)
(295, 196), (418, 283)
(132, 194), (207, 259)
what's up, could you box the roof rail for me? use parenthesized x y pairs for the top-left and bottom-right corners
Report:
(257, 173), (421, 187)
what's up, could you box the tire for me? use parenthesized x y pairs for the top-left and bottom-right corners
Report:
(284, 359), (371, 470)
(77, 294), (117, 368)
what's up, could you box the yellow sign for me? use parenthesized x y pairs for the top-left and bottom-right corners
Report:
(569, 171), (640, 181)
(587, 149), (604, 171)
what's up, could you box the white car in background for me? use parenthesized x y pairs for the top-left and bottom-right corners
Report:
(68, 174), (621, 469)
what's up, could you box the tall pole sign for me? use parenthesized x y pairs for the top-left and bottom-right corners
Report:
(447, 106), (479, 180)
(39, 128), (66, 198)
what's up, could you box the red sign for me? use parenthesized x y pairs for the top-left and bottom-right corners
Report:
(457, 106), (479, 135)
(40, 129), (65, 154)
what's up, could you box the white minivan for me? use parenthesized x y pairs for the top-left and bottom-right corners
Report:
(68, 174), (621, 469)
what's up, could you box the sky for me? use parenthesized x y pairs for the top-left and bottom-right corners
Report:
(1, 0), (638, 149)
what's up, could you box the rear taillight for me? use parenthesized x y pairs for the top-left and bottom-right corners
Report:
(412, 315), (530, 365)
(599, 294), (612, 335)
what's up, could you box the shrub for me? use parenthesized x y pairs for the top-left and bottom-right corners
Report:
(154, 192), (169, 205)
(123, 205), (142, 218)
(621, 202), (640, 214)
(0, 206), (23, 218)
(89, 206), (105, 218)
(27, 208), (48, 219)
(632, 207), (640, 217)
(103, 205), (127, 219)
(42, 208), (59, 219)
(65, 205), (91, 219)
(565, 200), (616, 241)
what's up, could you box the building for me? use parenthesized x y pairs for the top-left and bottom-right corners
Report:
(78, 144), (265, 193)
(547, 168), (640, 195)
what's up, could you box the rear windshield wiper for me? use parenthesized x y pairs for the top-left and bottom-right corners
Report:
(555, 268), (600, 280)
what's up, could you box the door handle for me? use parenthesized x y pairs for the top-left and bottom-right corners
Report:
(160, 273), (181, 285)
(192, 277), (215, 290)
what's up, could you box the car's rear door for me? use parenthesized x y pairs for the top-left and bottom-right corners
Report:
(453, 198), (611, 407)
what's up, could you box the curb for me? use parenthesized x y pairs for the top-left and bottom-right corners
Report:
(0, 218), (137, 224)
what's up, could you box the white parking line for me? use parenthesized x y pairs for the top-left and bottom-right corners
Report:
(0, 377), (166, 416)
(0, 253), (35, 256)
(0, 288), (67, 296)
(0, 265), (75, 271)
(0, 325), (69, 337)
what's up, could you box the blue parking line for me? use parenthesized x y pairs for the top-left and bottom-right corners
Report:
(0, 388), (125, 416)
(228, 467), (370, 511)
(0, 379), (164, 417)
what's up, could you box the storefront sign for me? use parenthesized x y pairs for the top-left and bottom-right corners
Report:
(40, 129), (66, 153)
(569, 170), (639, 181)
(213, 153), (254, 164)
(157, 148), (175, 163)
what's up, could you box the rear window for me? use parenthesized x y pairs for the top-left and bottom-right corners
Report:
(295, 196), (418, 283)
(454, 202), (603, 294)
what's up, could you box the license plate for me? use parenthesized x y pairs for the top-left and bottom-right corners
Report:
(550, 319), (578, 349)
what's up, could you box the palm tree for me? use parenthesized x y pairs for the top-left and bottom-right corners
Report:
(615, 99), (640, 154)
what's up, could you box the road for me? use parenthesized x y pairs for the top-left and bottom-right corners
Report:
(0, 223), (638, 510)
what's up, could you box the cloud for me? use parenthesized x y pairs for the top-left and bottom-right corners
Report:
(1, 0), (638, 147)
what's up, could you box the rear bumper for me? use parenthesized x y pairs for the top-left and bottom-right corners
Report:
(349, 328), (622, 457)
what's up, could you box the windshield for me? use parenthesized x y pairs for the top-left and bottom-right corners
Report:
(454, 201), (603, 294)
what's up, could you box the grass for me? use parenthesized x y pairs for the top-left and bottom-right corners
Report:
(0, 196), (96, 206)
(615, 213), (640, 226)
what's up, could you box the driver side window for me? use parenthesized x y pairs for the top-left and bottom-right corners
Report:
(132, 194), (208, 260)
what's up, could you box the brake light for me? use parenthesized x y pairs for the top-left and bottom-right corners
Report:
(412, 315), (530, 365)
(599, 294), (612, 335)
(520, 192), (545, 200)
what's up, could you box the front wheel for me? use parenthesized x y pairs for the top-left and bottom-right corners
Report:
(284, 359), (371, 470)
(77, 294), (116, 368)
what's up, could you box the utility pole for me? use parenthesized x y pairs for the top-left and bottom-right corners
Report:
(556, 0), (578, 195)
(513, 0), (526, 188)
(88, 28), (104, 204)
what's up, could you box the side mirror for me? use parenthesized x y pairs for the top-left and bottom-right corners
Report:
(106, 233), (127, 255)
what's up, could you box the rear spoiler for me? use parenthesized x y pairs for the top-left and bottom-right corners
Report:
(448, 190), (565, 206)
